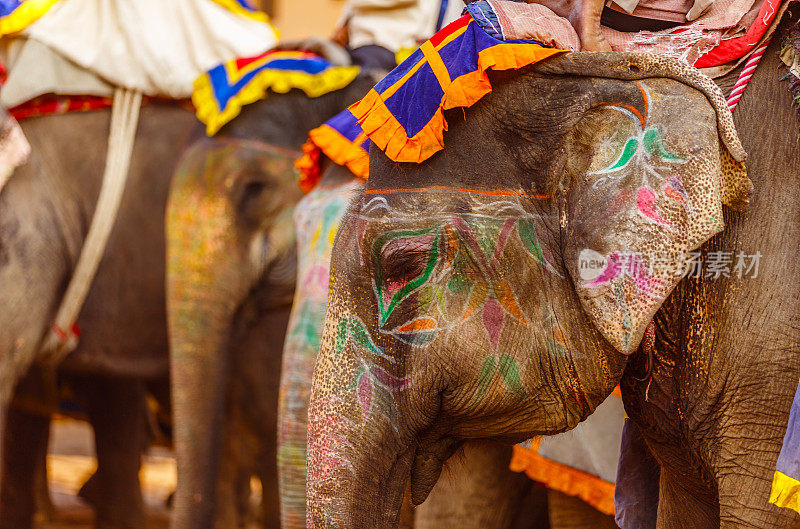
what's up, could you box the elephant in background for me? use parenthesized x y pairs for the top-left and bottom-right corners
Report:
(0, 72), (376, 529)
(165, 74), (380, 529)
(0, 104), (197, 529)
(305, 48), (789, 529)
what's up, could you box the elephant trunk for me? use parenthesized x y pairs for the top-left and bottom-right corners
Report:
(169, 289), (234, 529)
(166, 150), (244, 529)
(305, 309), (417, 529)
(306, 383), (414, 529)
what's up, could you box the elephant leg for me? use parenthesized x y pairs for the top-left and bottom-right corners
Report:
(71, 375), (147, 529)
(547, 490), (618, 529)
(35, 446), (56, 522)
(213, 410), (247, 529)
(415, 441), (539, 529)
(257, 446), (280, 528)
(0, 403), (50, 529)
(655, 471), (717, 529)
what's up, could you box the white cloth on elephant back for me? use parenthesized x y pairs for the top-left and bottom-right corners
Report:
(0, 38), (114, 108)
(344, 0), (463, 53)
(18, 0), (279, 98)
(537, 394), (625, 483)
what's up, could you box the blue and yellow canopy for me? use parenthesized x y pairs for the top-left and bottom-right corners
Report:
(0, 0), (59, 35)
(0, 0), (272, 37)
(193, 50), (361, 136)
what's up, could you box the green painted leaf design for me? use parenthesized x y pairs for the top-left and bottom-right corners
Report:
(473, 356), (497, 403)
(517, 219), (545, 265)
(642, 128), (683, 161)
(498, 355), (525, 396)
(336, 316), (393, 363)
(600, 137), (638, 173)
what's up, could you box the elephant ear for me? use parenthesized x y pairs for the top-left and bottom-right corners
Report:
(563, 78), (751, 354)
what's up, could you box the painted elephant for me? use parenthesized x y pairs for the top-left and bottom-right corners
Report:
(165, 74), (379, 529)
(304, 45), (800, 529)
(279, 165), (620, 529)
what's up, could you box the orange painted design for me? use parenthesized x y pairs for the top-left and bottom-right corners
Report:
(635, 81), (648, 122)
(510, 443), (615, 516)
(351, 43), (566, 164)
(596, 102), (646, 128)
(494, 280), (528, 325)
(364, 186), (550, 198)
(396, 317), (438, 333)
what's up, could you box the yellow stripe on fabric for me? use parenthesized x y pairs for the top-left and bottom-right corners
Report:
(420, 41), (451, 90)
(208, 0), (280, 38)
(194, 66), (361, 136)
(770, 471), (800, 514)
(223, 51), (306, 85)
(370, 24), (470, 104)
(0, 0), (60, 36)
(432, 23), (470, 51)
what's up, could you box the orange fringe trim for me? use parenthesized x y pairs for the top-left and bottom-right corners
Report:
(510, 441), (616, 516)
(295, 124), (369, 193)
(350, 43), (565, 164)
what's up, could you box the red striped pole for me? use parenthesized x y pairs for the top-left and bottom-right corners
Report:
(727, 39), (771, 112)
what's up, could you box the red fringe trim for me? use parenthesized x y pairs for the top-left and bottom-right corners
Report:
(295, 124), (369, 193)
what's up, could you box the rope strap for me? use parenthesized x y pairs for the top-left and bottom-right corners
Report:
(727, 39), (771, 112)
(39, 87), (142, 365)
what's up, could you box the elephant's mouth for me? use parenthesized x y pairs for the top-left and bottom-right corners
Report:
(408, 436), (461, 505)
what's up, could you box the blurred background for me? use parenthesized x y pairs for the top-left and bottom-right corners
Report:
(260, 0), (344, 40)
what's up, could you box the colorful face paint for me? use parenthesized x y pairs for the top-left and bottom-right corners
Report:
(277, 179), (363, 529)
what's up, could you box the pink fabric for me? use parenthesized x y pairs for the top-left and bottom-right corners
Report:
(490, 0), (581, 50)
(609, 0), (694, 23)
(0, 112), (30, 195)
(601, 0), (767, 65)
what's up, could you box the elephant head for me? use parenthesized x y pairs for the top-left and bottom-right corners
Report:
(306, 52), (751, 529)
(166, 136), (302, 527)
(165, 74), (380, 529)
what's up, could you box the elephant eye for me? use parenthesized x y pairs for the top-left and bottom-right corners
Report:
(379, 233), (436, 286)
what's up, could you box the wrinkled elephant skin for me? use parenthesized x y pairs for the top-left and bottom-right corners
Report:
(307, 52), (752, 529)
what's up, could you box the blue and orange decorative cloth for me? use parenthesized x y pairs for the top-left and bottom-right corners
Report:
(296, 11), (567, 192)
(350, 14), (565, 164)
(193, 50), (361, 136)
(296, 108), (369, 193)
(771, 380), (800, 514)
